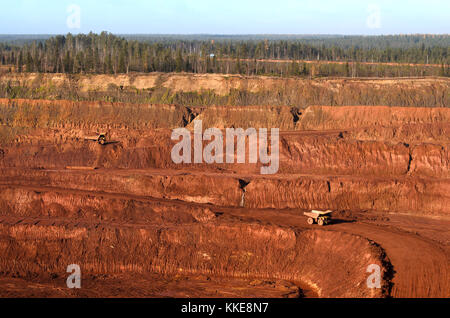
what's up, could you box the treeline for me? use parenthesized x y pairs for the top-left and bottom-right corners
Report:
(0, 32), (448, 77)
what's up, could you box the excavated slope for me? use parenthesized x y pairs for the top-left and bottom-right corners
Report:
(0, 95), (448, 297)
(0, 186), (390, 298)
(1, 73), (448, 107)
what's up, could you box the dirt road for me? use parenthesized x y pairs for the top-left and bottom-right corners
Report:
(215, 202), (450, 298)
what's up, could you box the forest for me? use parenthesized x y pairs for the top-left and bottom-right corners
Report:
(0, 32), (448, 77)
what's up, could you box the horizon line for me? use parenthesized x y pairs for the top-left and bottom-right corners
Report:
(1, 33), (449, 36)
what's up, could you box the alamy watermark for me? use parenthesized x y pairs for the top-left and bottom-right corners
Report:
(366, 4), (381, 29)
(66, 4), (81, 29)
(171, 120), (279, 174)
(66, 264), (81, 288)
(366, 264), (381, 288)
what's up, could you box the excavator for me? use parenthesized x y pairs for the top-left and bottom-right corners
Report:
(84, 132), (119, 145)
(66, 133), (119, 170)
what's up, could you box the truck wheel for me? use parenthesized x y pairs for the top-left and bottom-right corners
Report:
(307, 218), (314, 225)
(318, 218), (324, 226)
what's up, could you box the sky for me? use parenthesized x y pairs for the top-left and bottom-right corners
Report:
(0, 0), (449, 35)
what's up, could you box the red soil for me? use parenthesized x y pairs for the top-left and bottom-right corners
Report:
(0, 99), (449, 298)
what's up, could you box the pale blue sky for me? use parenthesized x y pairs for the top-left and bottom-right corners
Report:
(0, 0), (448, 34)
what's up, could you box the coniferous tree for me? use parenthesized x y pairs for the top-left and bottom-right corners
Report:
(0, 33), (448, 77)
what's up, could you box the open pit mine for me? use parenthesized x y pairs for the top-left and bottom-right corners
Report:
(0, 73), (448, 298)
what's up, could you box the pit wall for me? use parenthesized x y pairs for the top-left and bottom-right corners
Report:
(1, 73), (448, 107)
(0, 98), (189, 130)
(1, 99), (450, 132)
(1, 169), (449, 217)
(297, 105), (450, 130)
(243, 176), (450, 217)
(1, 130), (449, 178)
(0, 187), (390, 298)
(187, 105), (295, 130)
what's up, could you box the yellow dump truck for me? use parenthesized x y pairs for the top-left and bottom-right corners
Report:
(304, 210), (333, 226)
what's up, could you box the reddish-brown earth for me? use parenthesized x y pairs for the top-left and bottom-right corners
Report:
(0, 94), (449, 298)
